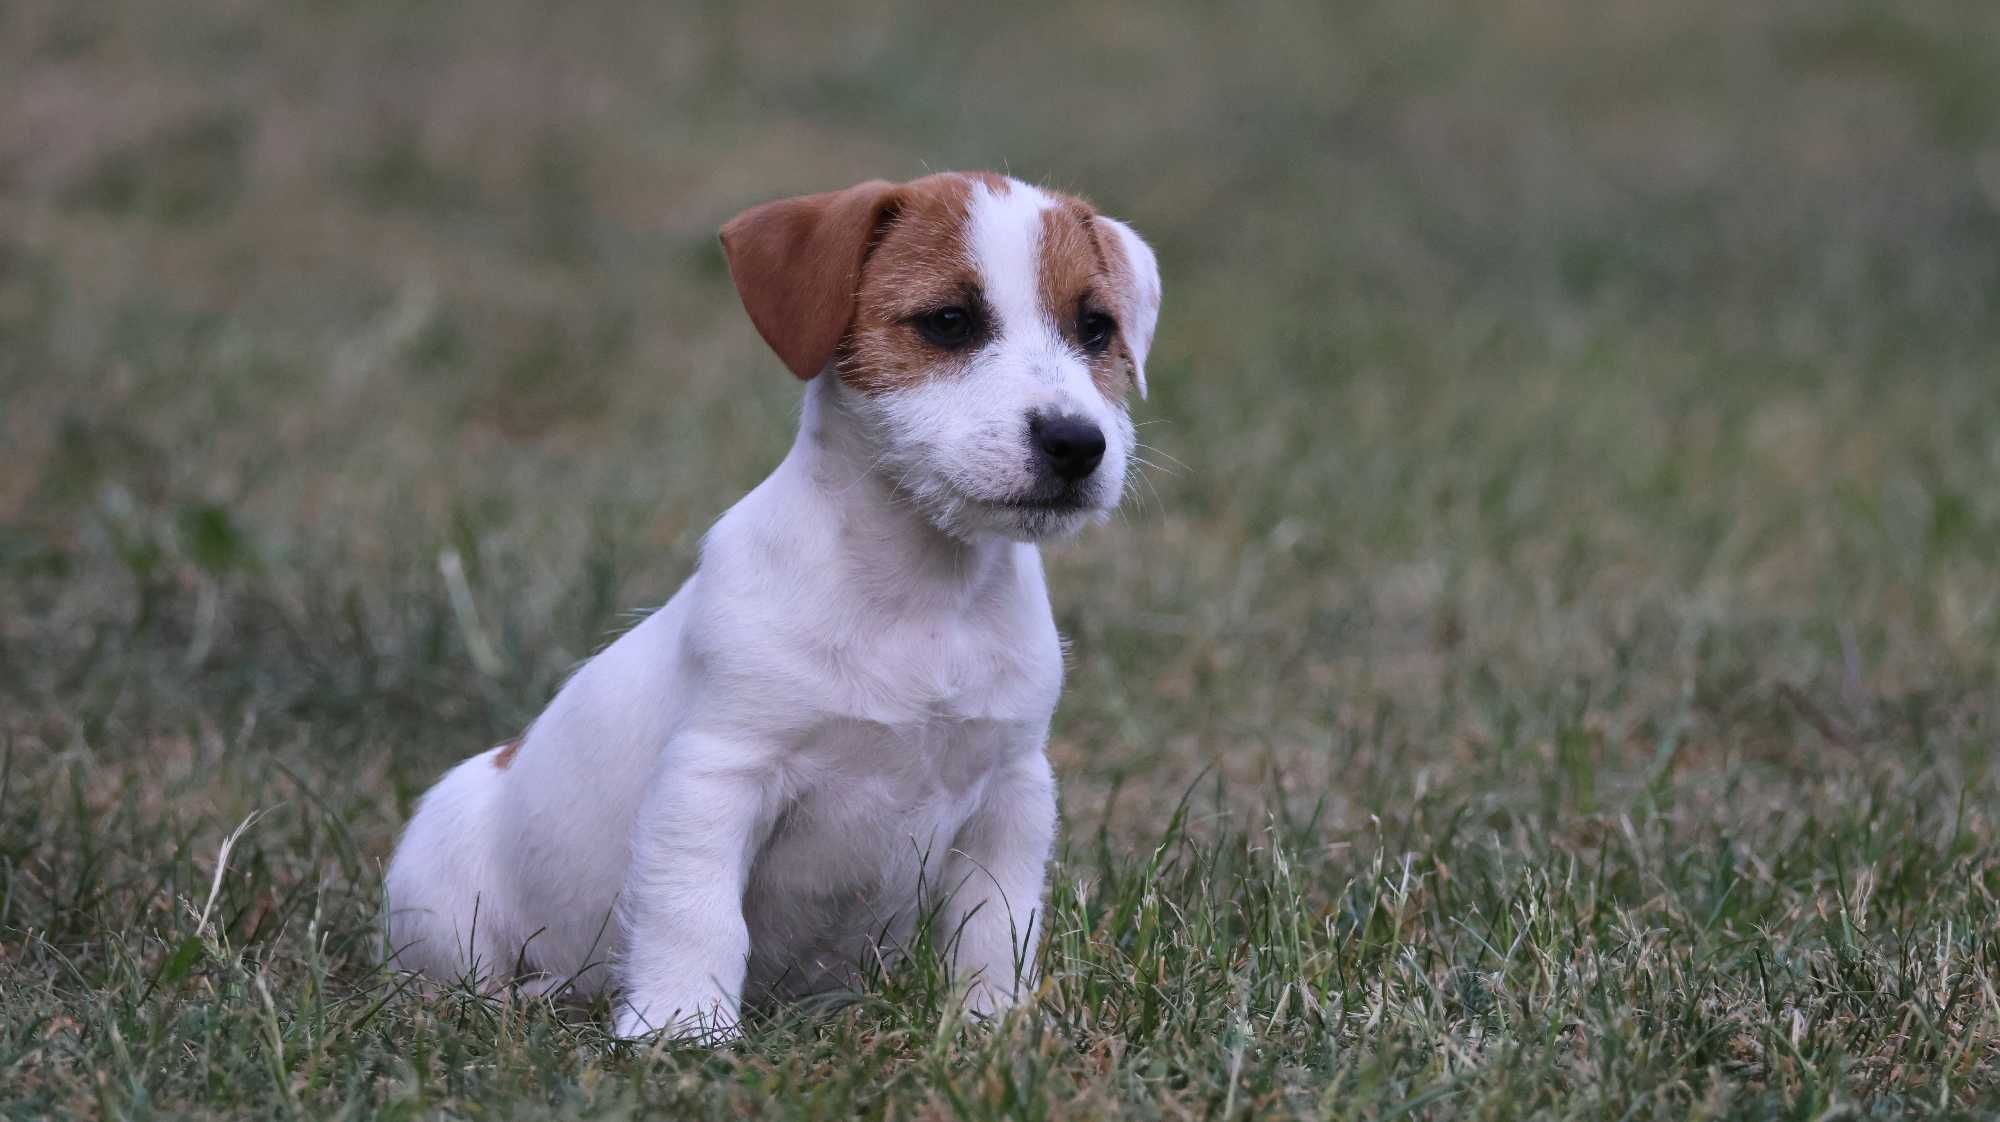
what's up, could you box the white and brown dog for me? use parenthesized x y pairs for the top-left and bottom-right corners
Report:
(384, 171), (1162, 1041)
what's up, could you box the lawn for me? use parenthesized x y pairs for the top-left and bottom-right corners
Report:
(4, 0), (1999, 1117)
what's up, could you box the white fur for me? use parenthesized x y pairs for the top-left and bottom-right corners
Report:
(383, 176), (1160, 1042)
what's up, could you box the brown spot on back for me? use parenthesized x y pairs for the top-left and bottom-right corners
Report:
(491, 736), (523, 770)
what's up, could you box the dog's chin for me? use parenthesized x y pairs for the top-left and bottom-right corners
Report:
(976, 498), (1103, 543)
(934, 484), (1115, 543)
(893, 464), (1120, 543)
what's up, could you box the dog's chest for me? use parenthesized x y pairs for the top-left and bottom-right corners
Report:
(815, 603), (1059, 719)
(775, 710), (1033, 867)
(738, 711), (1037, 996)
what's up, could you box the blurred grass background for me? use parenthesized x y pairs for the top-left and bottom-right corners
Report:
(3, 0), (2000, 1116)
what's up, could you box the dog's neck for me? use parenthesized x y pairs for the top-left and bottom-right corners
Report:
(779, 376), (1026, 611)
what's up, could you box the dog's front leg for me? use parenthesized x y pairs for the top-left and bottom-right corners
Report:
(613, 742), (778, 1042)
(940, 751), (1058, 1020)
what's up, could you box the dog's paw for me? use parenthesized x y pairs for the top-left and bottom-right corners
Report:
(613, 999), (741, 1046)
(956, 978), (1021, 1024)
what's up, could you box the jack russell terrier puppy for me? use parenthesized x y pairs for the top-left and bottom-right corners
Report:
(384, 171), (1162, 1041)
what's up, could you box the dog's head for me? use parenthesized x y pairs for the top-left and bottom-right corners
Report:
(720, 172), (1162, 542)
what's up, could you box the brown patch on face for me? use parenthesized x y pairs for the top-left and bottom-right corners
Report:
(836, 172), (994, 395)
(827, 172), (1137, 400)
(491, 736), (523, 770)
(1088, 215), (1145, 382)
(1036, 198), (1134, 402)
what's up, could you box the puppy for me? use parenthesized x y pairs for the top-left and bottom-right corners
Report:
(384, 171), (1162, 1040)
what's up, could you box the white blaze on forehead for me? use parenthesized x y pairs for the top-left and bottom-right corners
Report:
(965, 179), (1057, 339)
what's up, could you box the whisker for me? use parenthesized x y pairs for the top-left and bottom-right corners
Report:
(1134, 441), (1193, 473)
(1117, 480), (1145, 521)
(1125, 463), (1165, 512)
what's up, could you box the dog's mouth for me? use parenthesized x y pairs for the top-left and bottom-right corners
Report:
(988, 482), (1098, 515)
(927, 473), (1113, 539)
(995, 492), (1088, 513)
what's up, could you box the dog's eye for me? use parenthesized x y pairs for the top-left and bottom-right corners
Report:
(914, 306), (975, 348)
(1078, 311), (1117, 353)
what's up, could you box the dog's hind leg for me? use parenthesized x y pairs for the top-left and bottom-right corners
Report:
(384, 746), (526, 989)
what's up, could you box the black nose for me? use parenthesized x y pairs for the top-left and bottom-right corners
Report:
(1029, 413), (1106, 482)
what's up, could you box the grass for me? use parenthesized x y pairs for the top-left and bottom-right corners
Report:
(4, 0), (2000, 1116)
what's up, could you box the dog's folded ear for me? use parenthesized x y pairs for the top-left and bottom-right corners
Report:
(1092, 216), (1162, 399)
(720, 180), (904, 381)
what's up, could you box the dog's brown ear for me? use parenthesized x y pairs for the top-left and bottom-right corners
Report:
(720, 179), (903, 380)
